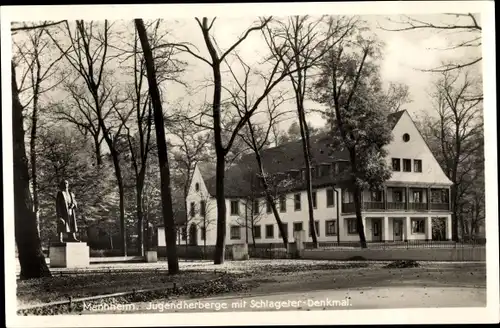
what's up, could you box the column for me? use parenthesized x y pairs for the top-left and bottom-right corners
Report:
(446, 215), (452, 241)
(382, 216), (389, 242)
(362, 217), (367, 241)
(425, 217), (432, 241)
(404, 216), (411, 241)
(384, 186), (388, 210)
(405, 187), (409, 210)
(427, 188), (431, 211)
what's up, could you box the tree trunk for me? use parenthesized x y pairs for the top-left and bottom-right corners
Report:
(213, 155), (227, 264)
(135, 19), (179, 274)
(93, 134), (103, 165)
(254, 149), (288, 245)
(109, 150), (127, 256)
(136, 182), (144, 256)
(353, 185), (367, 248)
(12, 62), (51, 279)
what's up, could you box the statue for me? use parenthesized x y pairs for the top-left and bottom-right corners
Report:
(55, 179), (80, 243)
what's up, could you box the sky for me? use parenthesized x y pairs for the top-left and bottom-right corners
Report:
(157, 14), (482, 130)
(10, 13), (482, 134)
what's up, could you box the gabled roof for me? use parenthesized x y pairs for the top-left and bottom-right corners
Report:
(202, 110), (410, 198)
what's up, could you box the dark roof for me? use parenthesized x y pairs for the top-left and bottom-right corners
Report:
(387, 110), (406, 129)
(203, 111), (408, 198)
(204, 132), (351, 198)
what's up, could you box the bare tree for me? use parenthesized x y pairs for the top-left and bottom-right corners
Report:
(135, 18), (179, 274)
(13, 23), (69, 235)
(46, 20), (133, 255)
(12, 61), (51, 279)
(267, 15), (358, 248)
(380, 13), (482, 73)
(167, 16), (309, 264)
(427, 69), (483, 241)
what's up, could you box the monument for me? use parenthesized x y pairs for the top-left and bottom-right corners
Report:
(49, 179), (90, 268)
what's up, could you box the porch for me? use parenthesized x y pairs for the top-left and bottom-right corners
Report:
(341, 187), (450, 214)
(342, 216), (453, 242)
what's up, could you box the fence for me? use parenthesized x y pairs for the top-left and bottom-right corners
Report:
(303, 239), (486, 250)
(248, 243), (289, 259)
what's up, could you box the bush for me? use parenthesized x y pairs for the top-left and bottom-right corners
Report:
(384, 260), (420, 269)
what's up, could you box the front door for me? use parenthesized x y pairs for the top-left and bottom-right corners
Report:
(372, 219), (382, 241)
(393, 219), (403, 241)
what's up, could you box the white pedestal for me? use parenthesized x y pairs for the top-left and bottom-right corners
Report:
(49, 242), (90, 268)
(145, 250), (158, 263)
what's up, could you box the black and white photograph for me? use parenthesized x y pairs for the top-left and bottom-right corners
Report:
(2, 1), (498, 326)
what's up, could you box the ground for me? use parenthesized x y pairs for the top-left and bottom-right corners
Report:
(16, 259), (486, 314)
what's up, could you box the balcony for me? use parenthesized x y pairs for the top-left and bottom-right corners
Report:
(341, 201), (450, 213)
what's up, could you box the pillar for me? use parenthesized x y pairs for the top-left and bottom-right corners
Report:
(404, 216), (411, 241)
(425, 217), (432, 241)
(405, 187), (409, 210)
(362, 217), (367, 241)
(446, 215), (452, 241)
(382, 216), (389, 242)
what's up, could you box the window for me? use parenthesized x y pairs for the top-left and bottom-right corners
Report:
(312, 191), (317, 209)
(326, 189), (335, 207)
(411, 218), (425, 233)
(431, 189), (449, 203)
(266, 200), (272, 213)
(265, 224), (274, 238)
(181, 227), (187, 241)
(200, 200), (206, 216)
(195, 183), (200, 191)
(278, 222), (288, 238)
(201, 227), (206, 241)
(279, 195), (287, 213)
(393, 189), (404, 202)
(294, 193), (301, 211)
(293, 222), (303, 233)
(392, 158), (401, 171)
(319, 164), (330, 177)
(403, 133), (410, 142)
(413, 190), (423, 203)
(252, 199), (259, 215)
(332, 163), (339, 175)
(347, 218), (357, 234)
(414, 159), (422, 173)
(230, 226), (241, 239)
(403, 159), (412, 172)
(310, 220), (320, 237)
(190, 202), (196, 218)
(311, 167), (317, 178)
(230, 200), (239, 215)
(325, 220), (337, 236)
(253, 225), (261, 239)
(371, 190), (382, 202)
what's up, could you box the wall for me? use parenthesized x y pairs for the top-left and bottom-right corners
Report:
(385, 111), (453, 186)
(302, 247), (486, 262)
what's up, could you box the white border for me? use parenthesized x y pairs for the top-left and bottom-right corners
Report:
(2, 2), (498, 327)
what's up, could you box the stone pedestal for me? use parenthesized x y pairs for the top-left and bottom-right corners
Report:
(145, 250), (158, 263)
(49, 242), (90, 268)
(231, 243), (249, 261)
(290, 230), (305, 258)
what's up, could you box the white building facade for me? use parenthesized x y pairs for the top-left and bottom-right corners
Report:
(158, 111), (453, 247)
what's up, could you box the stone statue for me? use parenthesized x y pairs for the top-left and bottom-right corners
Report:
(56, 179), (80, 243)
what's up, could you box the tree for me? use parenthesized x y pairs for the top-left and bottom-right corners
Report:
(171, 16), (310, 264)
(13, 22), (68, 235)
(135, 18), (179, 274)
(422, 69), (483, 241)
(12, 60), (51, 279)
(313, 30), (396, 248)
(47, 20), (133, 255)
(268, 15), (358, 247)
(380, 13), (482, 73)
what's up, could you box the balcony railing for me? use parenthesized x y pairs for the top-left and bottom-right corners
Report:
(408, 202), (427, 211)
(431, 203), (450, 211)
(341, 201), (451, 213)
(387, 202), (405, 210)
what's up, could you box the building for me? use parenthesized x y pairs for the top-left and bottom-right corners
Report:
(158, 110), (453, 247)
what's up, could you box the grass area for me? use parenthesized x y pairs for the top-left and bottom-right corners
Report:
(17, 270), (219, 307)
(16, 260), (486, 315)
